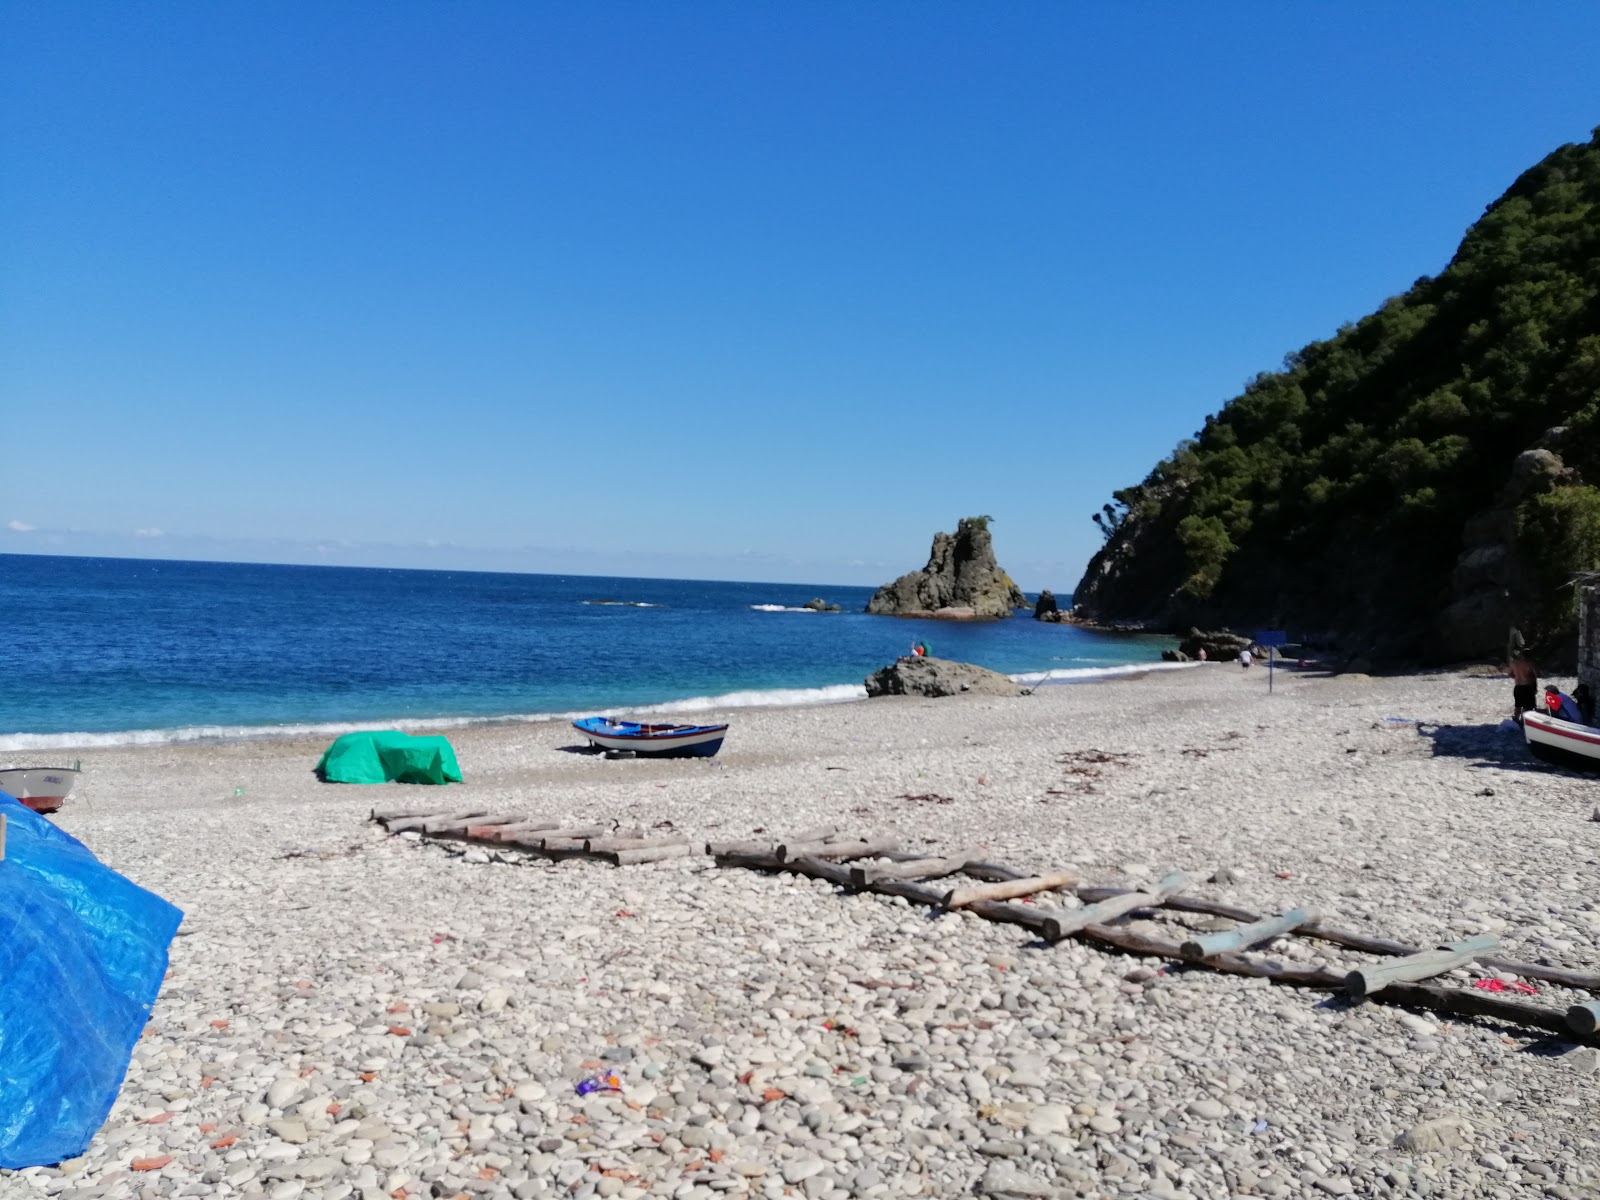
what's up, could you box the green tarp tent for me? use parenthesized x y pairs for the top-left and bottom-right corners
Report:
(315, 731), (463, 785)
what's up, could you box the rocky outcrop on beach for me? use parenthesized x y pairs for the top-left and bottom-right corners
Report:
(802, 598), (841, 613)
(866, 517), (1026, 620)
(1034, 590), (1058, 620)
(864, 654), (1027, 698)
(1177, 628), (1256, 662)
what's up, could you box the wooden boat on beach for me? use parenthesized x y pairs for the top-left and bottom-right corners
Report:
(1523, 709), (1600, 769)
(0, 764), (81, 814)
(571, 717), (728, 758)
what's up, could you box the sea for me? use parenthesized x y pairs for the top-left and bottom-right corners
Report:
(0, 554), (1179, 751)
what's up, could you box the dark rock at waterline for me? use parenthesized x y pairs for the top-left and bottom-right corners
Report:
(803, 598), (841, 612)
(1178, 628), (1256, 662)
(1034, 590), (1059, 619)
(867, 517), (1026, 620)
(865, 655), (1028, 699)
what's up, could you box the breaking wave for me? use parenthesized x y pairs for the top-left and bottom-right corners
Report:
(749, 604), (818, 613)
(1008, 661), (1200, 686)
(0, 683), (870, 751)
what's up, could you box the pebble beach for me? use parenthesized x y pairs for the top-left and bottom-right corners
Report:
(13, 664), (1600, 1200)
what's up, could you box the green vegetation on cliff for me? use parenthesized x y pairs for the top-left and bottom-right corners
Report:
(1075, 128), (1600, 660)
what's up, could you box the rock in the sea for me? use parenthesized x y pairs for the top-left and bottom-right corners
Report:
(802, 598), (841, 612)
(1034, 589), (1059, 619)
(866, 517), (1027, 620)
(865, 655), (1027, 698)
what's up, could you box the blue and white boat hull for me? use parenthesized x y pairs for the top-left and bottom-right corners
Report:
(572, 717), (728, 758)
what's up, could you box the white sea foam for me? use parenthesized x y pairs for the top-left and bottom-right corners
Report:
(749, 604), (817, 613)
(0, 663), (1188, 752)
(1009, 660), (1199, 686)
(579, 599), (660, 607)
(627, 684), (865, 714)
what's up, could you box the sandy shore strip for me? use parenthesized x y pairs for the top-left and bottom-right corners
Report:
(9, 665), (1600, 1199)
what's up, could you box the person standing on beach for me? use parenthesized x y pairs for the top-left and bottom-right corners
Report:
(1239, 648), (1252, 669)
(1510, 652), (1538, 723)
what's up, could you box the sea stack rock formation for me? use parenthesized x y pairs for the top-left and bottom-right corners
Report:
(864, 655), (1027, 699)
(1034, 590), (1059, 619)
(866, 517), (1026, 620)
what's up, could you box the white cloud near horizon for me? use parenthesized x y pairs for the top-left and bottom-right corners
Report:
(7, 519), (35, 533)
(134, 528), (164, 538)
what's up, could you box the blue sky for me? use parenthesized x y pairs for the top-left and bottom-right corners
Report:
(4, 4), (1598, 590)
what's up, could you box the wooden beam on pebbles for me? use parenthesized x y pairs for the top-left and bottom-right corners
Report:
(943, 871), (1077, 910)
(424, 811), (532, 835)
(467, 819), (561, 841)
(778, 836), (898, 862)
(383, 809), (488, 833)
(1075, 885), (1600, 991)
(714, 850), (1060, 940)
(1068, 920), (1580, 1039)
(584, 835), (690, 853)
(1049, 870), (1190, 938)
(606, 845), (695, 866)
(1180, 907), (1319, 961)
(850, 854), (974, 888)
(1345, 935), (1500, 998)
(1566, 1001), (1600, 1037)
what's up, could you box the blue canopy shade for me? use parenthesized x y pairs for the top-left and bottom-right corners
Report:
(0, 793), (183, 1168)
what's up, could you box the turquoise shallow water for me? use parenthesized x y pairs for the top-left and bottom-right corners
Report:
(0, 554), (1177, 748)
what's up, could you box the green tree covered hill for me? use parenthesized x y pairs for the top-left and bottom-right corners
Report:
(1074, 128), (1600, 661)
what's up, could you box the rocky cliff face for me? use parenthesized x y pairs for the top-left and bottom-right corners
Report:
(1434, 435), (1576, 660)
(866, 518), (1027, 620)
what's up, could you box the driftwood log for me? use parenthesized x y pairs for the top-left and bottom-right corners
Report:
(1180, 907), (1319, 961)
(780, 837), (899, 862)
(383, 809), (487, 833)
(850, 854), (975, 887)
(943, 872), (1077, 910)
(1050, 871), (1189, 938)
(1567, 1001), (1600, 1036)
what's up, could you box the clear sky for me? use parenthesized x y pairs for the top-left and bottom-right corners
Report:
(4, 5), (1598, 590)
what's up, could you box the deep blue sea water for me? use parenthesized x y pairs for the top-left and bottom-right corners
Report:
(0, 554), (1177, 749)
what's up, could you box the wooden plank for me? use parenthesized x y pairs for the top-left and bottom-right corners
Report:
(1179, 907), (1319, 961)
(849, 854), (973, 888)
(466, 819), (561, 841)
(1050, 871), (1189, 937)
(1566, 1001), (1600, 1037)
(943, 871), (1077, 910)
(607, 844), (695, 866)
(0, 812), (6, 862)
(534, 825), (607, 844)
(780, 836), (898, 862)
(1344, 934), (1500, 998)
(585, 835), (690, 853)
(385, 809), (487, 833)
(539, 838), (591, 853)
(424, 811), (530, 835)
(371, 804), (448, 822)
(705, 839), (776, 856)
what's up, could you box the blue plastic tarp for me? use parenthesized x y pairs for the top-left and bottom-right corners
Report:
(0, 792), (183, 1169)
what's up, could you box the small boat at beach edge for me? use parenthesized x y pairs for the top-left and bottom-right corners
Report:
(0, 764), (81, 814)
(571, 716), (728, 758)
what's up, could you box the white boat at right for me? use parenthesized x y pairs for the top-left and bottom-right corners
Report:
(1523, 709), (1600, 769)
